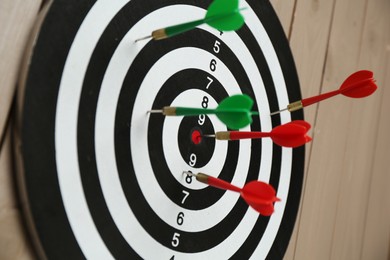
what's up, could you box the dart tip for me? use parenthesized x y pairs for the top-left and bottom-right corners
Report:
(135, 35), (152, 42)
(147, 109), (163, 114)
(270, 108), (287, 116)
(182, 171), (196, 177)
(202, 134), (216, 138)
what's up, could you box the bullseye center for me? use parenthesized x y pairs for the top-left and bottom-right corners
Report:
(178, 117), (214, 168)
(191, 129), (202, 145)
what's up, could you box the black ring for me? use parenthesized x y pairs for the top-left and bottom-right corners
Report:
(19, 0), (303, 258)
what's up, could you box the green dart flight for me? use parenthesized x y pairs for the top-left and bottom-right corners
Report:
(149, 94), (258, 130)
(135, 0), (245, 42)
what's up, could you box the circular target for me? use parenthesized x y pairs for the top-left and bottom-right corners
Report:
(16, 0), (304, 259)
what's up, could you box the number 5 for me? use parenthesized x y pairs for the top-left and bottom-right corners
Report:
(172, 233), (180, 247)
(213, 40), (221, 53)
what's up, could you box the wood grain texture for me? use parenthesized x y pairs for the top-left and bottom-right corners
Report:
(361, 54), (390, 260)
(0, 127), (34, 260)
(294, 0), (370, 258)
(273, 0), (390, 259)
(280, 0), (337, 258)
(0, 0), (42, 259)
(0, 0), (42, 150)
(355, 1), (390, 259)
(328, 0), (390, 258)
(0, 0), (389, 259)
(285, 0), (390, 259)
(269, 0), (296, 37)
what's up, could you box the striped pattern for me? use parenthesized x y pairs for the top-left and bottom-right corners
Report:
(0, 0), (389, 259)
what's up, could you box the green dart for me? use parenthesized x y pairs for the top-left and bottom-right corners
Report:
(135, 0), (245, 42)
(148, 94), (258, 130)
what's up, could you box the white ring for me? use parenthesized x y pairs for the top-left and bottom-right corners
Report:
(131, 48), (251, 232)
(55, 1), (292, 259)
(161, 89), (228, 190)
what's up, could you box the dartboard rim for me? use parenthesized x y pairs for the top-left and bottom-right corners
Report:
(14, 0), (305, 259)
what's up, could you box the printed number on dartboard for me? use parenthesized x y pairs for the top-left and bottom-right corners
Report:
(175, 37), (224, 254)
(198, 39), (220, 126)
(191, 95), (209, 167)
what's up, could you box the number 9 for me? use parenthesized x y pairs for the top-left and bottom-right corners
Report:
(198, 114), (205, 125)
(189, 153), (197, 167)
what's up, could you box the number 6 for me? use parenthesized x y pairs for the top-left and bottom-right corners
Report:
(210, 59), (217, 72)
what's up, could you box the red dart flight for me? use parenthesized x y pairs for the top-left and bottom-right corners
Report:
(211, 120), (312, 148)
(271, 70), (377, 115)
(185, 172), (280, 216)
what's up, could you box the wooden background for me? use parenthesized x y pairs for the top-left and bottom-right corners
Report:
(0, 0), (389, 259)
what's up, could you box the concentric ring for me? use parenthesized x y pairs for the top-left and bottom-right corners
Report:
(18, 0), (304, 259)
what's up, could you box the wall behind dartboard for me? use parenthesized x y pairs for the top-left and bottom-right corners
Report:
(0, 0), (389, 259)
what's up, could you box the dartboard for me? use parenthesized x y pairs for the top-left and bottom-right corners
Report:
(16, 0), (304, 259)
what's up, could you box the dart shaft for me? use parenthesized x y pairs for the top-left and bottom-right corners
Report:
(174, 107), (253, 116)
(192, 173), (241, 193)
(204, 174), (242, 193)
(175, 107), (217, 116)
(215, 131), (270, 140)
(150, 106), (214, 116)
(301, 77), (374, 108)
(301, 89), (340, 107)
(152, 11), (243, 40)
(271, 93), (338, 115)
(162, 18), (205, 39)
(230, 131), (270, 140)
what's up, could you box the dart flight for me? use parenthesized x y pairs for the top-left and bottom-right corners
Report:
(207, 120), (312, 148)
(183, 172), (280, 216)
(149, 94), (258, 130)
(270, 70), (377, 115)
(135, 0), (245, 41)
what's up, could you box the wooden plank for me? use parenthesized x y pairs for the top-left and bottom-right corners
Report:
(292, 0), (390, 259)
(288, 0), (337, 129)
(360, 51), (390, 260)
(358, 1), (390, 259)
(282, 0), (337, 258)
(329, 0), (390, 258)
(0, 0), (42, 259)
(292, 0), (367, 257)
(0, 0), (42, 151)
(269, 0), (297, 38)
(0, 127), (35, 260)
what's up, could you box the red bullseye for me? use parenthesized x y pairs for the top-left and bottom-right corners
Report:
(191, 129), (202, 145)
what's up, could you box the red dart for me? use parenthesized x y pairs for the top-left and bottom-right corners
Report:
(270, 70), (377, 115)
(205, 120), (312, 148)
(184, 172), (280, 216)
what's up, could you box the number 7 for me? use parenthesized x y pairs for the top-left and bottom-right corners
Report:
(206, 76), (213, 89)
(181, 190), (190, 204)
